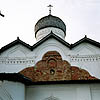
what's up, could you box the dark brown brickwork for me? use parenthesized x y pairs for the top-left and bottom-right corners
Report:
(19, 51), (97, 82)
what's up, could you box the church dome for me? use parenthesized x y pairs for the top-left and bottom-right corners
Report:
(35, 14), (66, 36)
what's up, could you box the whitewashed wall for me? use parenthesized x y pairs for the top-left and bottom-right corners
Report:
(0, 44), (35, 73)
(36, 27), (65, 41)
(26, 84), (100, 100)
(0, 80), (25, 100)
(0, 81), (100, 100)
(70, 43), (100, 78)
(0, 37), (100, 78)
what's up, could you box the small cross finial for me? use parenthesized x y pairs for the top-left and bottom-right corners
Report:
(47, 5), (53, 15)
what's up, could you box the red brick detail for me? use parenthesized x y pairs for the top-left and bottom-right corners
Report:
(19, 51), (98, 82)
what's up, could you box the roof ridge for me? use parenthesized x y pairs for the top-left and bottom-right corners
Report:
(0, 34), (100, 54)
(0, 37), (32, 54)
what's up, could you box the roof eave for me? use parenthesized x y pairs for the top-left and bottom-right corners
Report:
(32, 31), (70, 50)
(71, 36), (100, 49)
(0, 38), (32, 54)
(0, 73), (100, 85)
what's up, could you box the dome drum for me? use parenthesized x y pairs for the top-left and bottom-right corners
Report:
(34, 15), (66, 38)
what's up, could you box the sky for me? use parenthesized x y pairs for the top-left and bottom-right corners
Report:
(0, 0), (100, 48)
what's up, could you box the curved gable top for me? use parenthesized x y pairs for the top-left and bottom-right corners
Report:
(0, 33), (100, 54)
(31, 31), (70, 50)
(0, 37), (32, 54)
(71, 35), (100, 49)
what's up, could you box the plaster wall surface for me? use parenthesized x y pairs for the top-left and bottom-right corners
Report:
(36, 27), (65, 41)
(0, 38), (70, 73)
(0, 38), (100, 78)
(0, 44), (35, 73)
(91, 84), (100, 100)
(70, 43), (100, 78)
(0, 80), (25, 100)
(26, 84), (100, 100)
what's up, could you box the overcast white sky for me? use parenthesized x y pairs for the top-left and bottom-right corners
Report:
(0, 0), (100, 48)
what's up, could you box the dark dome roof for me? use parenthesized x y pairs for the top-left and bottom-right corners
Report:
(34, 15), (66, 36)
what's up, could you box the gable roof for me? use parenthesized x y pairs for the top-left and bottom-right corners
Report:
(0, 33), (100, 54)
(0, 32), (70, 54)
(31, 31), (70, 49)
(0, 37), (32, 54)
(71, 35), (100, 49)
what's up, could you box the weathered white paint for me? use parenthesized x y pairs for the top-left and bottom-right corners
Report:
(26, 84), (100, 100)
(0, 81), (100, 100)
(0, 81), (25, 100)
(36, 27), (65, 41)
(0, 44), (35, 73)
(91, 84), (100, 100)
(0, 38), (100, 78)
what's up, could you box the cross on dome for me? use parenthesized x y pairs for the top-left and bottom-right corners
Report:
(47, 5), (53, 15)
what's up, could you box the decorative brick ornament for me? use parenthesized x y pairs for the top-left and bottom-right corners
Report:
(19, 51), (97, 82)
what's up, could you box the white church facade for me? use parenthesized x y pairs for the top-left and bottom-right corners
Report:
(0, 12), (100, 100)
